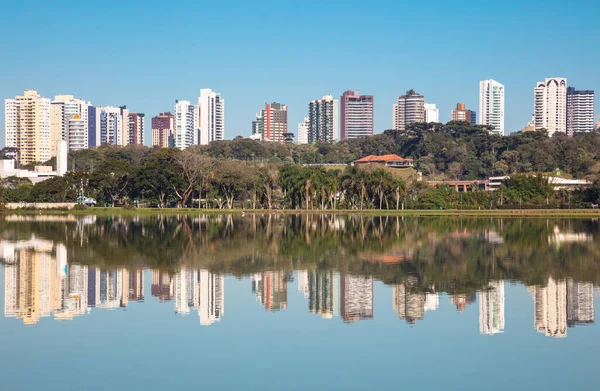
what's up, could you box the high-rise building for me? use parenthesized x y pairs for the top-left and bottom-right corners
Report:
(424, 103), (439, 123)
(87, 106), (96, 148)
(479, 281), (505, 335)
(197, 88), (225, 145)
(5, 90), (52, 166)
(50, 95), (93, 153)
(479, 79), (505, 135)
(67, 115), (87, 151)
(308, 271), (339, 319)
(534, 77), (567, 136)
(94, 106), (124, 146)
(151, 112), (175, 148)
(340, 274), (373, 323)
(128, 113), (145, 145)
(340, 90), (374, 140)
(393, 90), (425, 130)
(529, 277), (567, 338)
(297, 117), (309, 145)
(252, 102), (292, 143)
(451, 103), (476, 124)
(566, 87), (595, 136)
(308, 95), (339, 143)
(174, 100), (196, 150)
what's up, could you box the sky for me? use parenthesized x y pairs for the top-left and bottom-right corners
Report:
(1, 0), (599, 146)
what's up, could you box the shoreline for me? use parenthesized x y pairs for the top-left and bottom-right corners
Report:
(4, 207), (600, 218)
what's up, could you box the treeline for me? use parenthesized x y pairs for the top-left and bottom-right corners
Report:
(1, 146), (599, 209)
(198, 122), (600, 180)
(1, 121), (600, 209)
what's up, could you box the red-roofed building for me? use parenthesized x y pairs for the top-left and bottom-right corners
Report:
(354, 154), (414, 168)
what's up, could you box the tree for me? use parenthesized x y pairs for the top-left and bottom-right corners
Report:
(174, 149), (213, 207)
(89, 158), (132, 206)
(137, 148), (181, 207)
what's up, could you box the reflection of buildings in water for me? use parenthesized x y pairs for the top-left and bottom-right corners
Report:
(151, 270), (174, 301)
(252, 271), (288, 312)
(3, 238), (144, 324)
(451, 293), (476, 312)
(297, 271), (309, 298)
(566, 279), (594, 327)
(340, 275), (373, 323)
(392, 277), (438, 324)
(174, 268), (196, 315)
(548, 226), (593, 245)
(529, 277), (595, 338)
(530, 277), (567, 338)
(199, 270), (224, 326)
(3, 239), (59, 324)
(308, 271), (339, 319)
(482, 230), (504, 244)
(88, 268), (134, 309)
(478, 281), (505, 335)
(171, 268), (225, 325)
(128, 269), (144, 302)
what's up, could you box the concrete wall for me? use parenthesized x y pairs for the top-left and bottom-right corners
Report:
(5, 202), (78, 210)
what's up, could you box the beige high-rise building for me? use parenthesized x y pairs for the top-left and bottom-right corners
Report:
(5, 90), (52, 166)
(393, 90), (425, 131)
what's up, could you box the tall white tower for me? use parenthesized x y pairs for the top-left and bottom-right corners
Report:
(534, 77), (568, 136)
(479, 79), (505, 135)
(198, 88), (225, 145)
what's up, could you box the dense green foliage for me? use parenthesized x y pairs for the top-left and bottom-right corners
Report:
(1, 122), (600, 209)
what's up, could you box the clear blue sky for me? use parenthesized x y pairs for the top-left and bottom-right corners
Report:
(1, 0), (598, 146)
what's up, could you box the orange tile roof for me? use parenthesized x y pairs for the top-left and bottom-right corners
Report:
(354, 154), (414, 163)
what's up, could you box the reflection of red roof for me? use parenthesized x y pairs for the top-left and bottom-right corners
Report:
(354, 154), (414, 163)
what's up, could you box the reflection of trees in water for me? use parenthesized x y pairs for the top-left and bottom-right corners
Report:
(3, 214), (600, 297)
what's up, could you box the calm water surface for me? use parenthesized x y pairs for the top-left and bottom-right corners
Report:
(0, 214), (599, 390)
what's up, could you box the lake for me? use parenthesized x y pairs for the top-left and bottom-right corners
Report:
(0, 214), (598, 390)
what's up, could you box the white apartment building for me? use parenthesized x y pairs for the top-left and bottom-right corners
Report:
(566, 87), (595, 135)
(424, 103), (439, 123)
(174, 100), (196, 150)
(297, 117), (309, 144)
(67, 115), (87, 151)
(198, 88), (225, 145)
(51, 95), (93, 153)
(94, 106), (127, 146)
(5, 90), (52, 166)
(534, 77), (567, 136)
(479, 79), (505, 135)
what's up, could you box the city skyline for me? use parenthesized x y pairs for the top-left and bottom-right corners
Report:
(1, 1), (598, 147)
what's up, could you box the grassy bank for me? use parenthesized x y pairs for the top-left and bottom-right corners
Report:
(5, 207), (600, 218)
